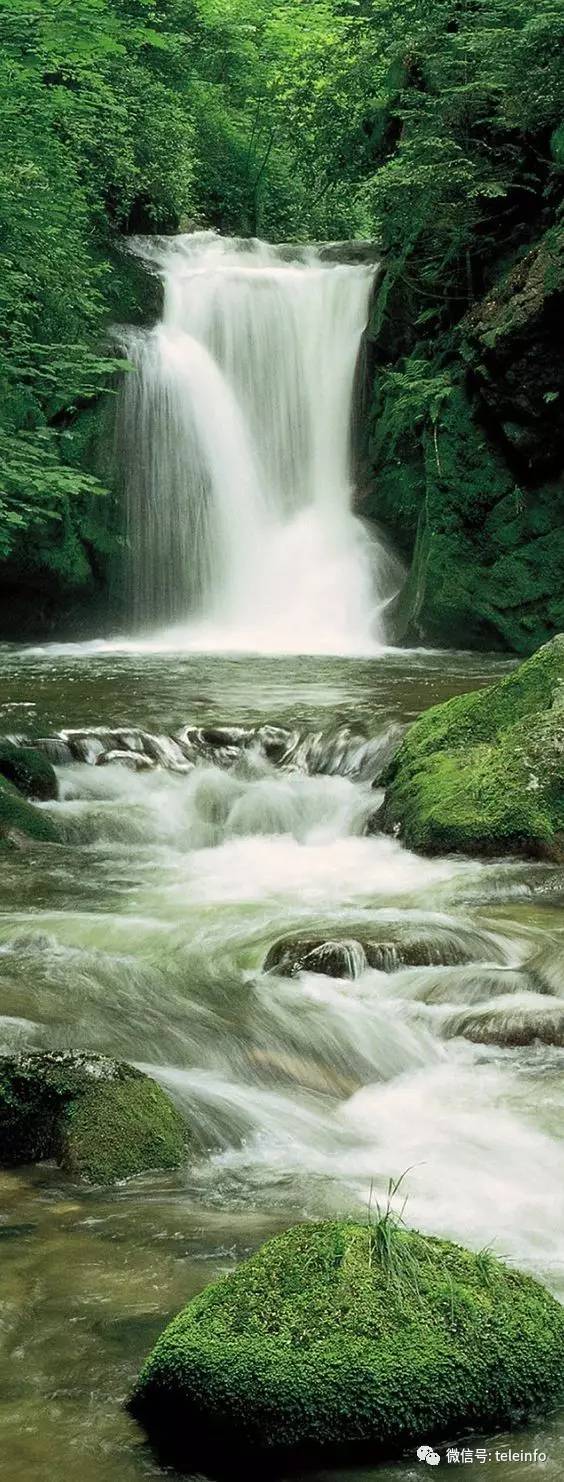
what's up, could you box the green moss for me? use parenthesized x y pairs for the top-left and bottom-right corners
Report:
(61, 1074), (188, 1184)
(130, 1218), (564, 1469)
(382, 636), (564, 858)
(0, 740), (57, 801)
(0, 775), (60, 843)
(0, 1051), (188, 1184)
(367, 230), (564, 657)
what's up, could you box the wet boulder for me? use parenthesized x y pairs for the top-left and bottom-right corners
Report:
(130, 1219), (564, 1471)
(96, 749), (155, 771)
(264, 936), (369, 979)
(0, 1050), (188, 1183)
(263, 928), (479, 978)
(381, 636), (564, 859)
(444, 993), (564, 1048)
(0, 740), (58, 801)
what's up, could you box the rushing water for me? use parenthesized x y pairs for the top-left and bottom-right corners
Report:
(118, 234), (401, 652)
(1, 644), (564, 1481)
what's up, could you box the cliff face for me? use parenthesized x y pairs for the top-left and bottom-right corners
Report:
(366, 228), (564, 655)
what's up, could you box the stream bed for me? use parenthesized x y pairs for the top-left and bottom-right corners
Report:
(1, 644), (564, 1482)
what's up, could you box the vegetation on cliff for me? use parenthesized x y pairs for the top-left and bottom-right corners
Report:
(1, 0), (563, 638)
(364, 1), (564, 652)
(382, 635), (564, 858)
(130, 1217), (564, 1468)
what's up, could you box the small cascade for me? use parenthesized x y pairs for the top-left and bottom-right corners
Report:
(118, 232), (401, 654)
(16, 719), (402, 782)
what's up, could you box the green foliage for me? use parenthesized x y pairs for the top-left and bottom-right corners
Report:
(1, 0), (563, 625)
(130, 1217), (564, 1468)
(382, 635), (564, 858)
(364, 2), (564, 655)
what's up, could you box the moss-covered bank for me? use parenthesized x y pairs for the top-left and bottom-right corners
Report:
(382, 635), (564, 859)
(130, 1218), (564, 1472)
(0, 1050), (188, 1183)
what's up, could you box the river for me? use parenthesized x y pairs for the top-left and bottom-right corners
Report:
(1, 642), (564, 1481)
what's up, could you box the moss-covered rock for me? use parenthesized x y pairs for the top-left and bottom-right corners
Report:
(382, 635), (564, 858)
(0, 740), (58, 801)
(0, 1050), (188, 1183)
(130, 1218), (564, 1471)
(0, 775), (60, 844)
(367, 230), (564, 656)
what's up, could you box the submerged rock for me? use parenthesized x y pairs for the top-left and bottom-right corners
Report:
(382, 636), (564, 859)
(130, 1219), (564, 1471)
(0, 1050), (188, 1183)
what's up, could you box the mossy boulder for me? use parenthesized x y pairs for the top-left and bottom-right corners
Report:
(382, 636), (564, 859)
(0, 740), (58, 800)
(0, 775), (60, 844)
(0, 1050), (188, 1184)
(130, 1219), (564, 1471)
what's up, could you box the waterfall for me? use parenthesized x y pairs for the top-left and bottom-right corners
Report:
(118, 232), (401, 655)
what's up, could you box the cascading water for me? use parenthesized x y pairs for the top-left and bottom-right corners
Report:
(118, 232), (401, 654)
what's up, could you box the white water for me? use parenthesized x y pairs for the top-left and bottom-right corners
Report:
(3, 645), (564, 1479)
(119, 232), (401, 654)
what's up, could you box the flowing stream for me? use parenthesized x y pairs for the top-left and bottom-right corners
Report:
(1, 646), (564, 1482)
(118, 233), (400, 654)
(1, 236), (564, 1481)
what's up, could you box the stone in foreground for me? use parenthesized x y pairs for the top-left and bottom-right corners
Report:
(129, 1219), (564, 1472)
(382, 635), (564, 858)
(0, 1050), (187, 1183)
